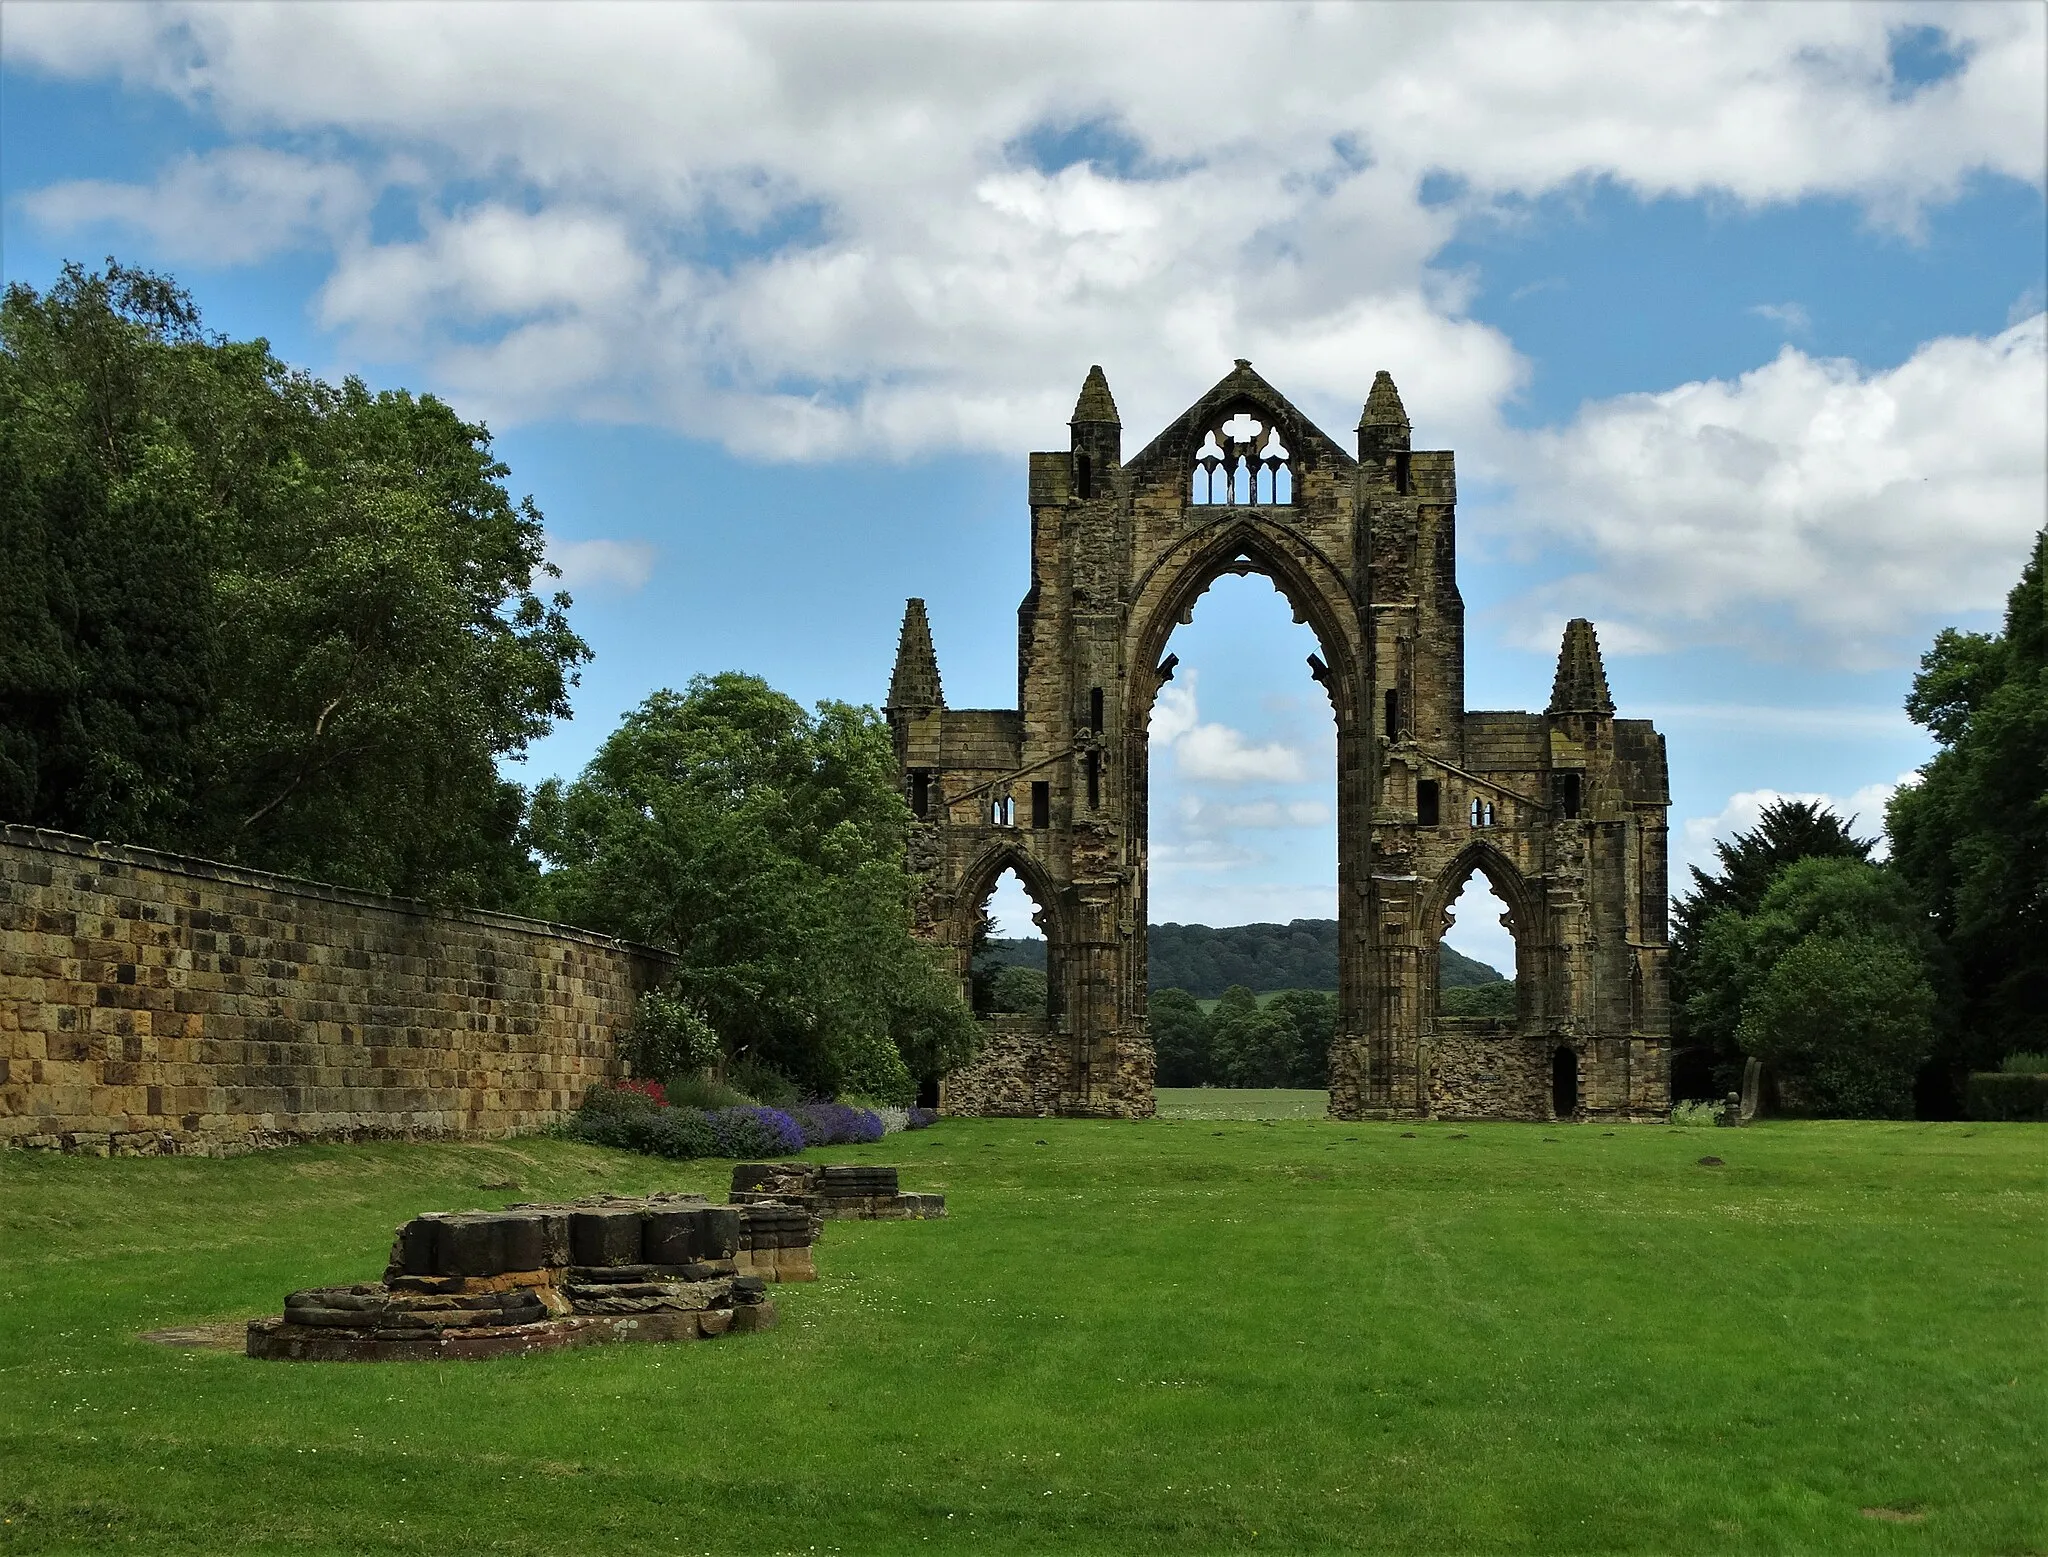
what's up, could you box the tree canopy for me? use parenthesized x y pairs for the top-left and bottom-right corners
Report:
(1887, 527), (2048, 1062)
(527, 673), (977, 1099)
(1668, 798), (1876, 1092)
(0, 260), (588, 904)
(1686, 856), (1943, 1117)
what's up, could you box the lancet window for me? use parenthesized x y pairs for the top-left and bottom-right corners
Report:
(1190, 410), (1293, 505)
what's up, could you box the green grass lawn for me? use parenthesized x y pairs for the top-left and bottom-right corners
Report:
(1155, 1087), (1331, 1119)
(1, 1119), (2042, 1555)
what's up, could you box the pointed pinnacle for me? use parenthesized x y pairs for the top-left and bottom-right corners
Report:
(1071, 365), (1120, 425)
(887, 598), (944, 711)
(1548, 618), (1615, 716)
(1358, 369), (1410, 432)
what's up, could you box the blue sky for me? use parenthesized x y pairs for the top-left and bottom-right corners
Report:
(4, 2), (2042, 974)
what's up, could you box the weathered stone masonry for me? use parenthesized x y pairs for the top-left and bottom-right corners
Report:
(0, 825), (671, 1155)
(888, 361), (1671, 1122)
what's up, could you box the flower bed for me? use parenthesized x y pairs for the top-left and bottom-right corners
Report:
(564, 1086), (937, 1160)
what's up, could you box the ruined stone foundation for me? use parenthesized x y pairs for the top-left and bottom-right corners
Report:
(247, 1194), (810, 1362)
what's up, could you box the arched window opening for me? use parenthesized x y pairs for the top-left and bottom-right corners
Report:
(1189, 411), (1295, 506)
(970, 866), (1055, 1022)
(989, 794), (1015, 827)
(1468, 797), (1496, 828)
(1438, 869), (1517, 1022)
(1146, 568), (1338, 1093)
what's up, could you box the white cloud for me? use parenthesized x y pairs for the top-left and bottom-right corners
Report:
(20, 146), (373, 264)
(5, 2), (2040, 458)
(1678, 774), (1916, 882)
(1148, 674), (1308, 785)
(1504, 313), (2047, 667)
(544, 537), (656, 592)
(1179, 796), (1330, 832)
(1748, 301), (1813, 335)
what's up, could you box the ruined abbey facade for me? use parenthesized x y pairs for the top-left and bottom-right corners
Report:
(885, 362), (1671, 1122)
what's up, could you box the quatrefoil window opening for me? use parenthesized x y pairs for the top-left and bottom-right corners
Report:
(1191, 412), (1293, 506)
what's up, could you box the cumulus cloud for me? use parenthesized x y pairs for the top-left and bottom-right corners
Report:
(6, 2), (2040, 457)
(1149, 677), (1309, 785)
(1504, 313), (2047, 666)
(544, 537), (656, 592)
(1179, 797), (1331, 832)
(20, 146), (373, 264)
(1678, 775), (1916, 882)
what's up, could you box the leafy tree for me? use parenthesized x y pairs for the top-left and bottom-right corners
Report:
(1149, 987), (1213, 1086)
(1888, 527), (2048, 1065)
(0, 440), (215, 839)
(528, 674), (977, 1099)
(1688, 856), (1943, 1117)
(1736, 934), (1937, 1119)
(1208, 985), (1297, 1087)
(1265, 988), (1335, 1087)
(1670, 798), (1875, 1089)
(0, 260), (587, 902)
(1439, 980), (1516, 1019)
(987, 965), (1048, 1015)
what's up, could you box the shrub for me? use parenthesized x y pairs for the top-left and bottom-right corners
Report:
(905, 1106), (938, 1130)
(830, 1027), (916, 1106)
(704, 1106), (806, 1158)
(1669, 1099), (1721, 1127)
(621, 989), (722, 1086)
(642, 1108), (722, 1158)
(788, 1102), (886, 1146)
(665, 1072), (758, 1110)
(1964, 1072), (2048, 1121)
(1999, 1051), (2048, 1075)
(615, 1077), (667, 1108)
(1737, 933), (1936, 1118)
(727, 1056), (798, 1108)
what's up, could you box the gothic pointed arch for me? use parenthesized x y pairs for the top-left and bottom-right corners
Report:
(1125, 515), (1366, 729)
(950, 840), (1070, 947)
(1422, 838), (1539, 952)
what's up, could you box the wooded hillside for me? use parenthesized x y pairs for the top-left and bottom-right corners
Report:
(980, 919), (1504, 997)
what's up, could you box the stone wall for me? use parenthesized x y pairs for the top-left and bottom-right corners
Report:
(0, 826), (671, 1155)
(941, 1016), (1071, 1117)
(1428, 1023), (1552, 1120)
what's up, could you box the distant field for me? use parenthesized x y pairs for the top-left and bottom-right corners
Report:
(1154, 1087), (1330, 1119)
(1, 1120), (2040, 1553)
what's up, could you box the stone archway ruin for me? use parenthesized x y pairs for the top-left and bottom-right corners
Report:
(885, 361), (1671, 1121)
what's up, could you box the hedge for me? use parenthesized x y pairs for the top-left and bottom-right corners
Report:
(1963, 1072), (2048, 1122)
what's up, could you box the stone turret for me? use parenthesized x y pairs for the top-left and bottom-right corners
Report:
(1069, 365), (1121, 495)
(886, 598), (944, 713)
(1547, 618), (1615, 716)
(1357, 370), (1411, 460)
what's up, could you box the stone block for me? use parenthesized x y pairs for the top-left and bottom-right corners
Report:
(642, 1207), (698, 1266)
(569, 1207), (643, 1267)
(695, 1206), (741, 1261)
